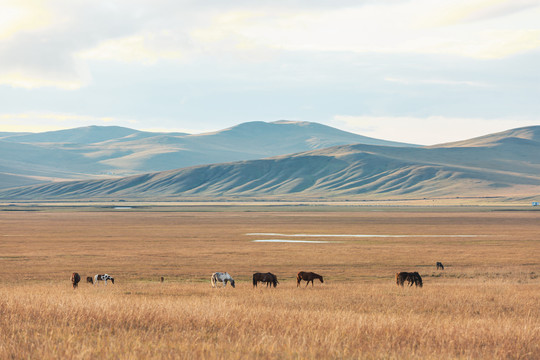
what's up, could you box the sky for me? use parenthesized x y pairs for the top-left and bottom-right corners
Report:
(0, 0), (539, 145)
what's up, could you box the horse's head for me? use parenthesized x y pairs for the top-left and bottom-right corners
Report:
(230, 279), (235, 288)
(319, 276), (324, 283)
(110, 277), (115, 284)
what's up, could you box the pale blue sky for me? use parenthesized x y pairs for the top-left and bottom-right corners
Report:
(0, 0), (539, 145)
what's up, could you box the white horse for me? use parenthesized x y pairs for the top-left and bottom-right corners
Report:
(94, 274), (115, 285)
(211, 272), (235, 288)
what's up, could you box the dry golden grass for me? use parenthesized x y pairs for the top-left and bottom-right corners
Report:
(0, 209), (539, 359)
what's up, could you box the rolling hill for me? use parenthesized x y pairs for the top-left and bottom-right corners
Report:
(1, 126), (539, 201)
(0, 121), (414, 189)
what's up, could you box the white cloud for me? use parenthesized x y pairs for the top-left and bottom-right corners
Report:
(1, 0), (539, 89)
(384, 76), (489, 87)
(79, 32), (185, 65)
(331, 115), (540, 145)
(192, 0), (540, 59)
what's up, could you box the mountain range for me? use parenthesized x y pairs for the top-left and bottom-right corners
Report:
(0, 120), (412, 190)
(1, 122), (539, 201)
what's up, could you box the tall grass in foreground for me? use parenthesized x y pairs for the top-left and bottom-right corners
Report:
(1, 281), (538, 359)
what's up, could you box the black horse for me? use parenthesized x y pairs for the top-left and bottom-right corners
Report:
(252, 272), (278, 288)
(396, 272), (423, 288)
(71, 272), (81, 289)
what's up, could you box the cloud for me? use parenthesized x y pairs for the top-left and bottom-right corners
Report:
(0, 0), (539, 90)
(79, 32), (185, 65)
(0, 0), (143, 88)
(384, 76), (489, 87)
(427, 0), (540, 26)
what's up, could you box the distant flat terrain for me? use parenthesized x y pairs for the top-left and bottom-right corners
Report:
(0, 209), (538, 359)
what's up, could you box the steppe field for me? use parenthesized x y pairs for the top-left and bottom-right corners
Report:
(0, 206), (539, 359)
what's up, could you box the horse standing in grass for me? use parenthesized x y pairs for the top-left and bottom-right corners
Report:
(211, 272), (235, 288)
(94, 274), (114, 285)
(396, 272), (422, 287)
(296, 271), (324, 287)
(86, 276), (94, 284)
(407, 272), (423, 287)
(252, 272), (278, 288)
(71, 272), (81, 289)
(396, 272), (409, 286)
(436, 262), (444, 270)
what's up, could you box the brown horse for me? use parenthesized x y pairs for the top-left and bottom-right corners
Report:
(252, 272), (278, 288)
(436, 262), (444, 270)
(71, 272), (81, 289)
(297, 271), (324, 287)
(86, 276), (94, 284)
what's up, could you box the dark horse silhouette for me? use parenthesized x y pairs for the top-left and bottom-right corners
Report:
(297, 271), (324, 287)
(71, 272), (81, 289)
(396, 272), (423, 287)
(436, 262), (444, 270)
(252, 272), (278, 288)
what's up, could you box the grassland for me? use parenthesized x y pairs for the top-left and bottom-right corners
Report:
(0, 208), (539, 359)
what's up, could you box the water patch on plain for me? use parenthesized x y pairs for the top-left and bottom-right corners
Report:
(252, 239), (335, 243)
(247, 233), (481, 238)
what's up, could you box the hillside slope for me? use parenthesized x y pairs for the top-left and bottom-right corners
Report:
(0, 121), (415, 189)
(2, 126), (539, 201)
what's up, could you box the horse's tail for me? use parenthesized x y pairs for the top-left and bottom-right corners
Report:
(211, 273), (216, 287)
(296, 272), (301, 287)
(71, 273), (80, 289)
(252, 274), (258, 287)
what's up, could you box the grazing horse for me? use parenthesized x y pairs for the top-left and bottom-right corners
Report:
(396, 272), (409, 286)
(86, 276), (94, 284)
(436, 262), (444, 270)
(94, 274), (115, 285)
(408, 272), (423, 287)
(160, 276), (164, 283)
(297, 271), (324, 287)
(396, 272), (423, 287)
(211, 272), (235, 288)
(252, 272), (278, 288)
(71, 272), (81, 289)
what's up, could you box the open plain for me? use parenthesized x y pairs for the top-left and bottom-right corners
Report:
(0, 207), (539, 359)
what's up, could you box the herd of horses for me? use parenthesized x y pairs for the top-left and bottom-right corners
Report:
(71, 262), (445, 289)
(70, 273), (114, 289)
(209, 271), (323, 288)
